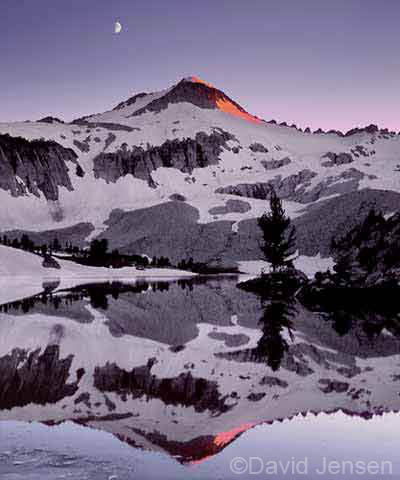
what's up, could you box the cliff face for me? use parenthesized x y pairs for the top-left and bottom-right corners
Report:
(215, 170), (317, 201)
(94, 358), (232, 415)
(0, 133), (79, 201)
(215, 168), (376, 204)
(0, 345), (82, 409)
(93, 130), (235, 185)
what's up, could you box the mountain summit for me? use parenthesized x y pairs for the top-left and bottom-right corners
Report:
(127, 76), (262, 123)
(104, 76), (262, 124)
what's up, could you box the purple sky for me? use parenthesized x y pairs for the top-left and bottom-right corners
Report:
(1, 0), (399, 131)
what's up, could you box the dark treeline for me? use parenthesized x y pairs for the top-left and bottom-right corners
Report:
(177, 257), (239, 274)
(0, 233), (76, 257)
(0, 233), (238, 273)
(0, 234), (174, 270)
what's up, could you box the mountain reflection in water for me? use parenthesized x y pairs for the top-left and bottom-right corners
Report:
(0, 275), (400, 470)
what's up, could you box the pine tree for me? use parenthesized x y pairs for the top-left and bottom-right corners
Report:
(258, 190), (296, 272)
(52, 238), (61, 252)
(21, 234), (31, 251)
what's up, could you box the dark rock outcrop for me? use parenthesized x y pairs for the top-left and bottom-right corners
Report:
(104, 132), (116, 150)
(249, 142), (268, 153)
(72, 120), (136, 132)
(93, 130), (236, 186)
(113, 92), (148, 111)
(42, 255), (61, 269)
(294, 168), (374, 204)
(94, 358), (232, 415)
(344, 124), (379, 137)
(73, 139), (90, 153)
(259, 376), (288, 388)
(169, 193), (187, 202)
(0, 133), (79, 200)
(37, 116), (65, 124)
(321, 152), (353, 167)
(0, 345), (81, 409)
(318, 379), (349, 394)
(247, 392), (266, 401)
(208, 331), (250, 347)
(209, 199), (251, 215)
(262, 157), (291, 170)
(215, 170), (317, 201)
(216, 347), (314, 377)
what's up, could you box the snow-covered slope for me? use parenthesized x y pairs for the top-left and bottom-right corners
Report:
(1, 76), (399, 265)
(0, 245), (195, 304)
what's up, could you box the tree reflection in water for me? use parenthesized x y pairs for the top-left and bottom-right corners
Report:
(255, 298), (296, 371)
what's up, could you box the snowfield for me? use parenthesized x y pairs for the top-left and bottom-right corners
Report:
(0, 76), (399, 235)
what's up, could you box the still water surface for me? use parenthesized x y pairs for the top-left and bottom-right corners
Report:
(0, 276), (399, 479)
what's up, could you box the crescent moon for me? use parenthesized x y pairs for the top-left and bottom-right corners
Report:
(114, 21), (122, 34)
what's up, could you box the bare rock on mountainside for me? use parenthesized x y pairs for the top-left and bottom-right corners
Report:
(0, 134), (79, 201)
(209, 199), (251, 215)
(0, 345), (82, 409)
(249, 142), (268, 153)
(37, 116), (65, 124)
(321, 152), (353, 167)
(215, 170), (317, 201)
(169, 193), (187, 201)
(93, 130), (236, 185)
(261, 157), (291, 170)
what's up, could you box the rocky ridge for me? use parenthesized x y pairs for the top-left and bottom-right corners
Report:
(0, 133), (79, 201)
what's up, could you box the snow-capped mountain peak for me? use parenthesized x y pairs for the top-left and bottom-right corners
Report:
(124, 75), (263, 124)
(87, 76), (262, 125)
